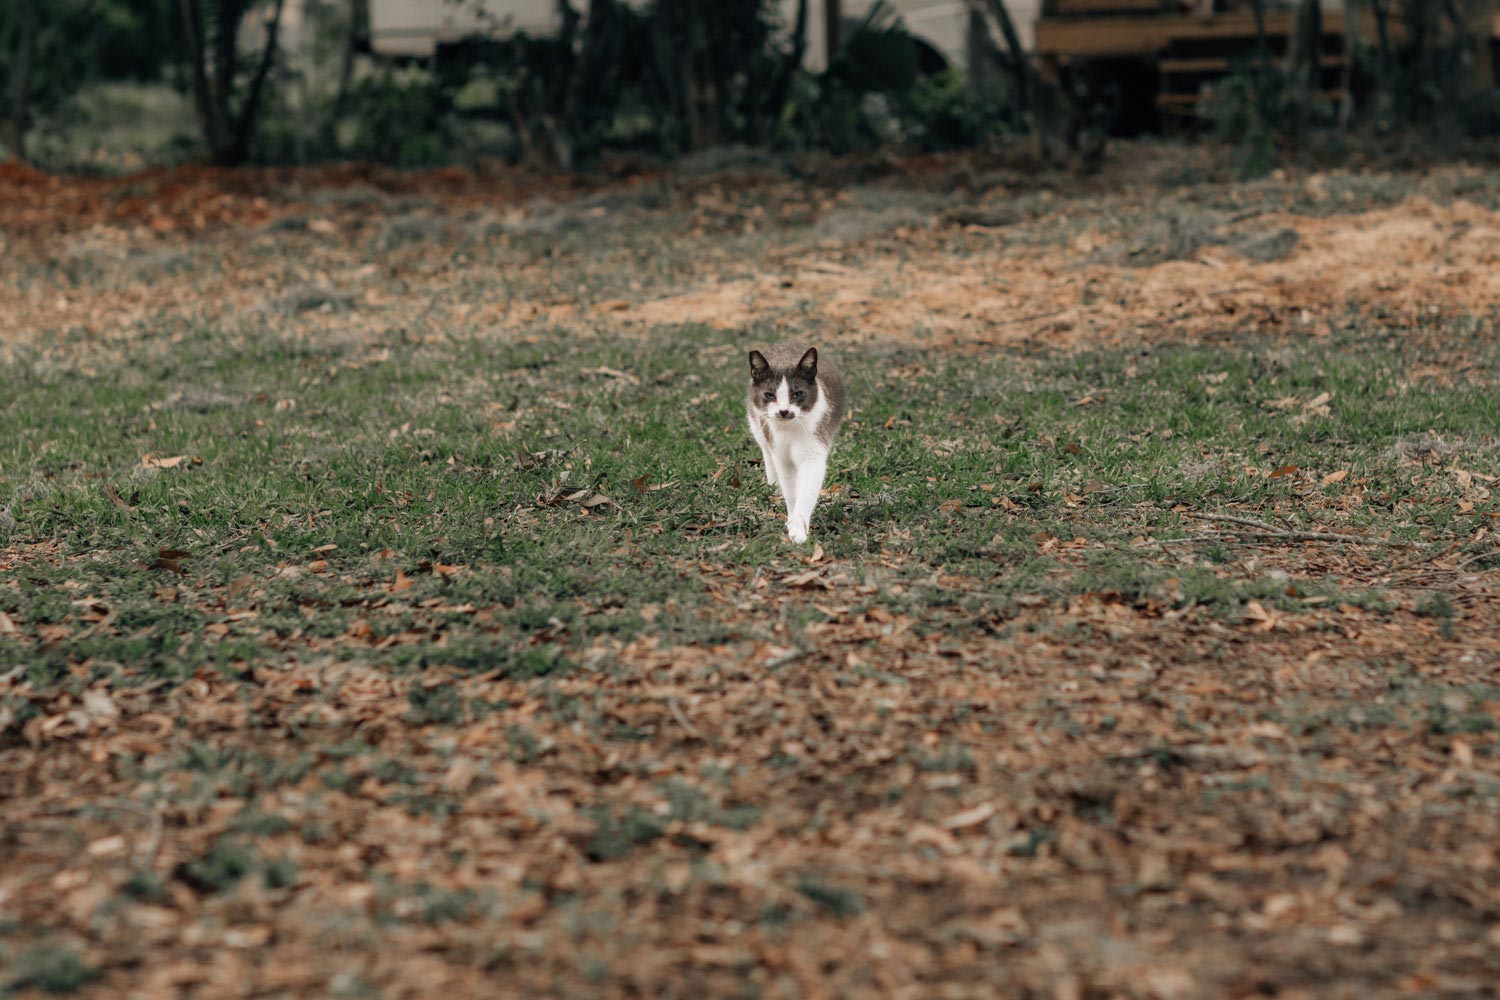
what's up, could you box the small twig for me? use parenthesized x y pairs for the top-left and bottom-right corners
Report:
(1131, 534), (1224, 549)
(34, 798), (156, 820)
(202, 531), (258, 557)
(763, 649), (805, 670)
(1181, 511), (1397, 546)
(1383, 539), (1463, 575)
(667, 697), (700, 737)
(30, 799), (165, 868)
(136, 808), (165, 869)
(1091, 481), (1150, 493)
(1163, 599), (1198, 621)
(1456, 547), (1500, 571)
(1226, 206), (1275, 224)
(580, 366), (640, 385)
(1182, 511), (1283, 532)
(1235, 529), (1402, 546)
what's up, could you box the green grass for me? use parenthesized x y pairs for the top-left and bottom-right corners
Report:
(3, 943), (99, 995)
(24, 82), (198, 172)
(3, 314), (1498, 708)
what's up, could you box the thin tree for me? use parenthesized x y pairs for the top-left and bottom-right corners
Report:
(962, 0), (1033, 130)
(760, 0), (807, 141)
(981, 0), (1030, 113)
(1288, 0), (1323, 98)
(323, 0), (368, 153)
(3, 0), (36, 161)
(1282, 0), (1324, 136)
(177, 0), (287, 165)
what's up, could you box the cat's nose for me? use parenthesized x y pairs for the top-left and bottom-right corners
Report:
(777, 409), (794, 420)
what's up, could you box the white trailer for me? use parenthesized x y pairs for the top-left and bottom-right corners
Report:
(365, 0), (1016, 67)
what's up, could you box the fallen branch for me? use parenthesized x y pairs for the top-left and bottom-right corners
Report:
(1456, 547), (1500, 571)
(1131, 534), (1225, 549)
(1182, 511), (1283, 532)
(667, 697), (700, 737)
(31, 798), (165, 868)
(1181, 511), (1399, 547)
(580, 366), (641, 385)
(1383, 539), (1464, 575)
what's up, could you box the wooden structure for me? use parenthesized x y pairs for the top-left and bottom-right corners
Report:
(1035, 0), (1500, 117)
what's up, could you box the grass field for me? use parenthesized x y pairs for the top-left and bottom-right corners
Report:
(3, 145), (1500, 998)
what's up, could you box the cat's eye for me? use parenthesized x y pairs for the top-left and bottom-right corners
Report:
(763, 392), (775, 402)
(792, 391), (805, 402)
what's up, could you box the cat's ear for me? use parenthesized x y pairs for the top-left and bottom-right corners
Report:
(796, 347), (818, 377)
(748, 350), (770, 379)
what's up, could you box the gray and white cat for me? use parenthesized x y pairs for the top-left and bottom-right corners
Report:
(745, 343), (846, 543)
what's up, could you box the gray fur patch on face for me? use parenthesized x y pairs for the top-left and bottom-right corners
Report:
(750, 361), (819, 415)
(746, 342), (845, 448)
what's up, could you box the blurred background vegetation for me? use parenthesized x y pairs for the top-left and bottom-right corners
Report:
(0, 0), (1497, 175)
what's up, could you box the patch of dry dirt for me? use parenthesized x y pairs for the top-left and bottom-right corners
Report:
(8, 153), (1500, 361)
(615, 194), (1500, 349)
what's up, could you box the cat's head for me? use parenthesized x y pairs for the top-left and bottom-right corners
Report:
(749, 348), (820, 423)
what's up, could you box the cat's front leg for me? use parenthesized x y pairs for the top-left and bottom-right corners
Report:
(748, 414), (778, 488)
(775, 455), (798, 508)
(785, 451), (827, 544)
(759, 442), (778, 488)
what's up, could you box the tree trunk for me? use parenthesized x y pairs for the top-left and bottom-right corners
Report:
(212, 0), (246, 154)
(1288, 0), (1323, 95)
(1249, 0), (1271, 72)
(1248, 0), (1274, 127)
(179, 0), (229, 159)
(760, 0), (807, 139)
(647, 16), (685, 151)
(982, 0), (1031, 112)
(1474, 0), (1496, 90)
(324, 0), (368, 152)
(178, 0), (285, 166)
(4, 0), (36, 161)
(963, 0), (1031, 130)
(227, 0), (286, 165)
(1369, 0), (1395, 92)
(965, 5), (995, 99)
(681, 5), (717, 151)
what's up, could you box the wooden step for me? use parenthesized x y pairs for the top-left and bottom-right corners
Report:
(1159, 11), (1329, 40)
(1055, 0), (1164, 14)
(1159, 55), (1347, 73)
(1156, 88), (1347, 109)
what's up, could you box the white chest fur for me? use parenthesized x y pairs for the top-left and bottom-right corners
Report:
(764, 390), (831, 461)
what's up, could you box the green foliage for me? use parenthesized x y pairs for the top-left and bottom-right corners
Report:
(794, 877), (864, 917)
(178, 839), (257, 894)
(408, 681), (465, 725)
(903, 68), (1006, 150)
(345, 65), (452, 167)
(1201, 0), (1500, 173)
(1351, 17), (1500, 139)
(0, 0), (176, 103)
(2, 0), (1017, 167)
(827, 2), (920, 95)
(586, 806), (666, 861)
(5, 944), (100, 994)
(783, 8), (1000, 154)
(1415, 591), (1456, 620)
(1200, 63), (1333, 178)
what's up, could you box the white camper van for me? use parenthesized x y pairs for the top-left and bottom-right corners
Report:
(366, 0), (1000, 70)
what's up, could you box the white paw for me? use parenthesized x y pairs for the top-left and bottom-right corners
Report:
(786, 519), (809, 544)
